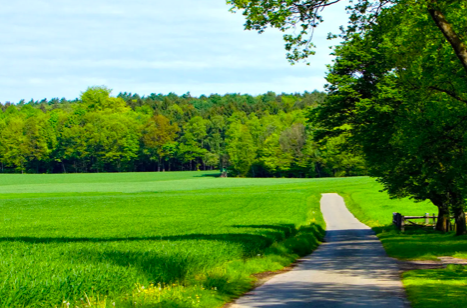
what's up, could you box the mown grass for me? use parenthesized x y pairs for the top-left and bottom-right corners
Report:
(1, 171), (361, 307)
(336, 179), (467, 308)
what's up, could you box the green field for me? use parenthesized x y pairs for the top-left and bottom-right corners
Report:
(0, 171), (336, 307)
(1, 172), (465, 307)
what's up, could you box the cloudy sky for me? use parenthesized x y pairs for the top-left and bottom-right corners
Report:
(1, 0), (349, 102)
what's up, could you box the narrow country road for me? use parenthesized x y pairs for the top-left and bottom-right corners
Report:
(230, 193), (410, 308)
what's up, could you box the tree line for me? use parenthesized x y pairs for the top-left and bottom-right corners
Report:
(0, 87), (366, 177)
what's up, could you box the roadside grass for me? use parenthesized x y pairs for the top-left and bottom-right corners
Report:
(0, 172), (340, 307)
(336, 179), (467, 308)
(402, 265), (467, 308)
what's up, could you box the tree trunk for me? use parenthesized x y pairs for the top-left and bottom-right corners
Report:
(442, 191), (467, 235)
(436, 204), (450, 232)
(315, 163), (322, 178)
(453, 206), (467, 236)
(428, 7), (467, 76)
(430, 195), (450, 232)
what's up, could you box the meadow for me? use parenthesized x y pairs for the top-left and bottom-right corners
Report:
(0, 171), (339, 307)
(1, 172), (465, 307)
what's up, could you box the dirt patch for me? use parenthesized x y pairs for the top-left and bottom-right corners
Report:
(396, 257), (467, 271)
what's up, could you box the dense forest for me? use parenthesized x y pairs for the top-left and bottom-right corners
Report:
(0, 87), (366, 176)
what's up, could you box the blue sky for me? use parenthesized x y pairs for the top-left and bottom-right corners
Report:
(1, 0), (349, 102)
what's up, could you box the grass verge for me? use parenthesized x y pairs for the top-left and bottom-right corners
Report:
(336, 179), (467, 308)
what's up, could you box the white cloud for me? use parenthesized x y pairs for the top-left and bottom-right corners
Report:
(0, 0), (349, 102)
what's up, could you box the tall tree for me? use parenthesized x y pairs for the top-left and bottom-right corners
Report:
(310, 2), (467, 234)
(226, 121), (258, 176)
(142, 115), (179, 171)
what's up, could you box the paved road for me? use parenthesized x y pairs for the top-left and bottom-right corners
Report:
(231, 193), (409, 308)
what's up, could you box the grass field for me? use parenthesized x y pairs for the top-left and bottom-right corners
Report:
(0, 171), (350, 308)
(337, 180), (467, 308)
(1, 172), (465, 307)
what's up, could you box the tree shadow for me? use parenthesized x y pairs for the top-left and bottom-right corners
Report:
(373, 224), (467, 259)
(0, 233), (274, 256)
(0, 222), (325, 305)
(232, 224), (298, 238)
(195, 173), (222, 178)
(0, 224), (318, 251)
(233, 227), (410, 307)
(235, 280), (409, 307)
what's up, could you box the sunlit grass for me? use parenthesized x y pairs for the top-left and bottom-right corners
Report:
(4, 172), (463, 307)
(0, 171), (340, 307)
(403, 265), (467, 308)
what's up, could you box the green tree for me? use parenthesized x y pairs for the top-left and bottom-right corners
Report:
(0, 115), (27, 172)
(226, 121), (257, 176)
(0, 86), (343, 177)
(177, 133), (207, 171)
(81, 86), (130, 113)
(23, 112), (56, 173)
(55, 108), (89, 173)
(310, 2), (467, 234)
(142, 115), (179, 171)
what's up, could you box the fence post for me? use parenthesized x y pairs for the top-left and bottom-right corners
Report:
(401, 216), (405, 232)
(393, 213), (402, 230)
(425, 213), (429, 225)
(433, 213), (436, 229)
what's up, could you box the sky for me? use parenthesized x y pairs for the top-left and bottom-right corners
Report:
(0, 0), (350, 102)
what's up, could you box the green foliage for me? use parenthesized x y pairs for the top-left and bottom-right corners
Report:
(0, 89), (364, 177)
(228, 0), (467, 230)
(227, 0), (398, 63)
(310, 1), (467, 233)
(81, 86), (130, 113)
(142, 115), (179, 170)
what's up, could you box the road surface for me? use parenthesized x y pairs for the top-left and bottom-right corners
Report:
(230, 193), (409, 308)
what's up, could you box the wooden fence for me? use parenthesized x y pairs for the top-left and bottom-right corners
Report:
(393, 212), (439, 232)
(393, 212), (467, 232)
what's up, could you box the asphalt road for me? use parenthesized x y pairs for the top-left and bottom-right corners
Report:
(230, 193), (410, 308)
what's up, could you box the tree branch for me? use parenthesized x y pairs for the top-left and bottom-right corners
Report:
(428, 86), (467, 104)
(428, 8), (467, 76)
